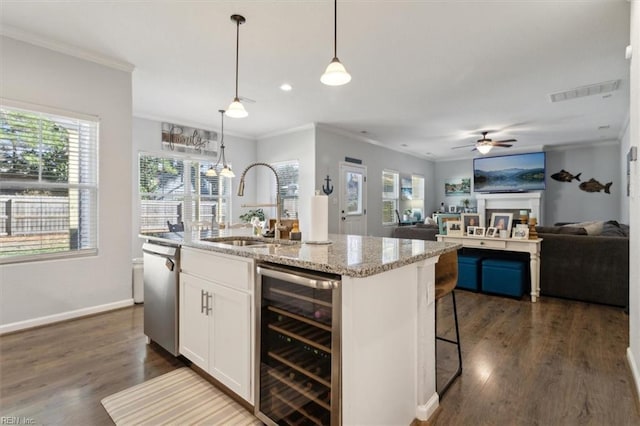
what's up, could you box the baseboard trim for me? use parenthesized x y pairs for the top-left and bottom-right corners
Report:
(628, 347), (640, 401)
(415, 392), (440, 421)
(0, 299), (134, 335)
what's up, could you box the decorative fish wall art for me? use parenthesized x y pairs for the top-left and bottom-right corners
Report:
(579, 178), (612, 194)
(550, 169), (613, 194)
(551, 169), (581, 182)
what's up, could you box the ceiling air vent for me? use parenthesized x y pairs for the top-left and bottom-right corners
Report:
(549, 79), (620, 103)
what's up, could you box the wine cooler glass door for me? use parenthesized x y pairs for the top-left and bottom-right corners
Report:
(256, 264), (341, 426)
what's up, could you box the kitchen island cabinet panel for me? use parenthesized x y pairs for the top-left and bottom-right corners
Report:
(179, 247), (254, 404)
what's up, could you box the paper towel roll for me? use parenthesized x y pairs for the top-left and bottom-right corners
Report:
(308, 193), (329, 242)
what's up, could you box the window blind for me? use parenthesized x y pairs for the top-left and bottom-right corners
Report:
(273, 160), (299, 219)
(139, 154), (231, 231)
(0, 104), (99, 263)
(382, 170), (399, 225)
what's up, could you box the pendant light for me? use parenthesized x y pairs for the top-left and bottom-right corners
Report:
(321, 0), (351, 86)
(206, 110), (235, 178)
(226, 14), (248, 118)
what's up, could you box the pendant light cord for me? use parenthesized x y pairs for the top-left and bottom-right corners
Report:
(235, 19), (240, 99)
(333, 0), (337, 58)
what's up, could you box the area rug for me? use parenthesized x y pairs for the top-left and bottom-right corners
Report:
(101, 368), (261, 425)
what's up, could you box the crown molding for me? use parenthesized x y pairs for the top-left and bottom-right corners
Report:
(1, 25), (134, 73)
(543, 139), (619, 152)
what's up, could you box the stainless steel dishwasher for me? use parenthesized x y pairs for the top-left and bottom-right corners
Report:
(142, 242), (180, 356)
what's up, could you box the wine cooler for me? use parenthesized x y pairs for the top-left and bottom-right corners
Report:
(256, 263), (341, 426)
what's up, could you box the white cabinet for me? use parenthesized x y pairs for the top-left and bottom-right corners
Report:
(179, 247), (254, 403)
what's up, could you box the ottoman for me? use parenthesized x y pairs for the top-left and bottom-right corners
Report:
(457, 254), (483, 291)
(481, 259), (526, 298)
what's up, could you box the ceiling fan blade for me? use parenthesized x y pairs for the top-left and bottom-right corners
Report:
(452, 144), (476, 150)
(493, 143), (513, 148)
(495, 139), (517, 143)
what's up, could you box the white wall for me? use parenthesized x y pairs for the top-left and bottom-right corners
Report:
(256, 125), (316, 238)
(131, 117), (257, 258)
(545, 143), (621, 224)
(627, 0), (640, 402)
(0, 36), (133, 328)
(315, 126), (436, 237)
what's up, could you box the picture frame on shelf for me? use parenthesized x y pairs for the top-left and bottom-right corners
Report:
(461, 213), (482, 234)
(446, 220), (463, 236)
(467, 226), (477, 236)
(434, 213), (461, 235)
(512, 227), (530, 239)
(486, 227), (497, 238)
(474, 227), (486, 237)
(448, 205), (457, 213)
(490, 212), (513, 233)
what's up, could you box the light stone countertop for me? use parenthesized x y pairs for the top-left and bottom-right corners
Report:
(140, 229), (460, 278)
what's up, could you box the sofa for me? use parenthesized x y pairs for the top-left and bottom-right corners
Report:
(392, 220), (629, 308)
(536, 220), (629, 308)
(392, 223), (439, 241)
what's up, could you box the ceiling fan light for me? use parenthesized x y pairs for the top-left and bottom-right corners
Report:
(225, 98), (248, 118)
(321, 58), (352, 86)
(477, 144), (493, 155)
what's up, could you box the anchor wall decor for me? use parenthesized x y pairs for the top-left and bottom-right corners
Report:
(322, 175), (334, 195)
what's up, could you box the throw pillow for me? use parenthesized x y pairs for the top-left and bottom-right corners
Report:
(562, 220), (604, 236)
(536, 226), (588, 235)
(601, 220), (628, 237)
(424, 216), (437, 225)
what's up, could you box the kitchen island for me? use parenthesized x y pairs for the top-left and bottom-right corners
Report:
(141, 229), (460, 425)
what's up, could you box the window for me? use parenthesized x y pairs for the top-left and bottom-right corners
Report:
(0, 103), (99, 263)
(382, 170), (399, 225)
(138, 154), (231, 231)
(273, 160), (299, 219)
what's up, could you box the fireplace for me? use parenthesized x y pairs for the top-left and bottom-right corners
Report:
(476, 192), (543, 227)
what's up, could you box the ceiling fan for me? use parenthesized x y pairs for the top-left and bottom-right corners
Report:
(452, 131), (517, 154)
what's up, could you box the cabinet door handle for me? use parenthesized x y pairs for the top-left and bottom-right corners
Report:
(201, 289), (206, 314)
(207, 292), (213, 315)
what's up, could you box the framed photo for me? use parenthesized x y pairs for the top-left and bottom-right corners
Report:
(490, 213), (513, 233)
(474, 227), (486, 237)
(446, 220), (463, 236)
(444, 177), (471, 195)
(448, 205), (457, 213)
(461, 213), (482, 234)
(512, 227), (530, 239)
(467, 226), (477, 236)
(486, 227), (497, 238)
(434, 213), (461, 235)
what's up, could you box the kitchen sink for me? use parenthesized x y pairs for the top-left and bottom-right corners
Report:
(215, 239), (267, 246)
(201, 237), (300, 249)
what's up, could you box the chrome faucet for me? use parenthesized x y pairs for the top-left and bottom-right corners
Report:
(237, 162), (283, 239)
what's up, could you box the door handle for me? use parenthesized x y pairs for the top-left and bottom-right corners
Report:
(201, 289), (206, 314)
(206, 292), (213, 315)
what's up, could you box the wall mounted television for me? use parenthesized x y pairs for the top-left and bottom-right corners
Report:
(473, 152), (546, 193)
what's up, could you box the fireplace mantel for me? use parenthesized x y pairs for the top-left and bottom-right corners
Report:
(476, 192), (543, 225)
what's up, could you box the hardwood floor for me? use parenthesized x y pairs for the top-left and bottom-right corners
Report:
(0, 306), (184, 425)
(434, 291), (640, 425)
(0, 294), (638, 425)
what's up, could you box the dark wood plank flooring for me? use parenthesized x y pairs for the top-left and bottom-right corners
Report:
(0, 306), (184, 425)
(434, 291), (640, 425)
(0, 293), (638, 425)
